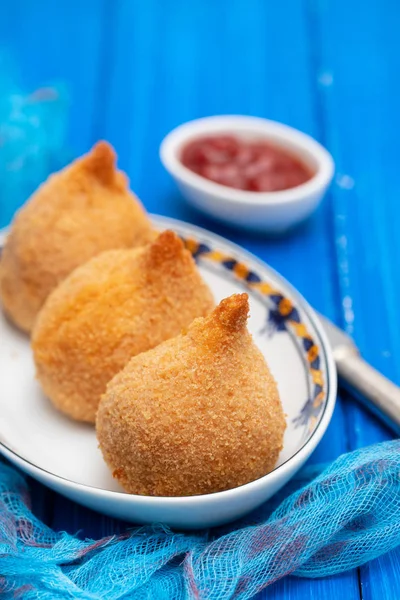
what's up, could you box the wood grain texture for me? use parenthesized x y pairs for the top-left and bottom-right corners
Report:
(0, 0), (107, 154)
(311, 0), (400, 597)
(0, 0), (108, 226)
(1, 0), (398, 598)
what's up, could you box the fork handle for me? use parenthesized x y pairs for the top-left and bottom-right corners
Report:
(335, 349), (400, 436)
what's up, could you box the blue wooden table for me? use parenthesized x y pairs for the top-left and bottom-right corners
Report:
(0, 1), (399, 598)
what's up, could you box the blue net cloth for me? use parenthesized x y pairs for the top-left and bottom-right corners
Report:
(0, 440), (399, 599)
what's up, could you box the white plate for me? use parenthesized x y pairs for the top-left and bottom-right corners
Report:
(0, 215), (336, 528)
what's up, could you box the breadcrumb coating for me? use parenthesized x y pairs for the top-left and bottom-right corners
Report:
(96, 293), (286, 497)
(0, 141), (153, 333)
(32, 230), (215, 423)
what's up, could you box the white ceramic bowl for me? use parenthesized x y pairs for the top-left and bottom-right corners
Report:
(160, 115), (335, 233)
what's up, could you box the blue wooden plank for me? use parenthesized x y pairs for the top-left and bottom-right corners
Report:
(361, 550), (400, 600)
(0, 0), (110, 540)
(26, 476), (54, 528)
(0, 0), (107, 156)
(310, 0), (400, 597)
(0, 0), (109, 227)
(103, 1), (360, 598)
(51, 495), (128, 540)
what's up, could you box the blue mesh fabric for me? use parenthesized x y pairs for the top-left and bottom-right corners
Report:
(0, 440), (399, 599)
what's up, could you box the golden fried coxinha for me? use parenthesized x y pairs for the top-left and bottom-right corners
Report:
(32, 230), (215, 423)
(0, 141), (153, 333)
(97, 293), (286, 497)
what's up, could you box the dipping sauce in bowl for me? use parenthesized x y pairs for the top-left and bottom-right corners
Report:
(180, 135), (314, 192)
(160, 115), (334, 233)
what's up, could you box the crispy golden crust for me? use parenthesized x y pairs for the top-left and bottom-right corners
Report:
(0, 141), (154, 333)
(31, 230), (215, 423)
(96, 293), (286, 497)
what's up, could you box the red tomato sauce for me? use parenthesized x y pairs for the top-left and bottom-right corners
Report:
(180, 135), (314, 192)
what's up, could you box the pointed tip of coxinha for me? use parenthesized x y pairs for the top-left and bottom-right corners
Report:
(81, 140), (117, 186)
(144, 230), (187, 269)
(209, 293), (250, 333)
